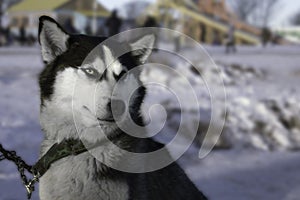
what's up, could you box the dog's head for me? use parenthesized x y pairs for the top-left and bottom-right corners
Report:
(38, 16), (154, 136)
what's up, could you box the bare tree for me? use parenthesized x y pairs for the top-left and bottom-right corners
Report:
(250, 0), (280, 27)
(229, 0), (258, 22)
(229, 0), (280, 27)
(291, 9), (300, 25)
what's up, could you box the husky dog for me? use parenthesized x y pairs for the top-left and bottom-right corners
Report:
(38, 16), (207, 200)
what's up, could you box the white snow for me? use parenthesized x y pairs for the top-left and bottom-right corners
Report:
(144, 44), (300, 151)
(0, 44), (300, 200)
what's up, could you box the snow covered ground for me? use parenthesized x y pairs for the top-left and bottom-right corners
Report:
(0, 45), (300, 200)
(0, 47), (43, 200)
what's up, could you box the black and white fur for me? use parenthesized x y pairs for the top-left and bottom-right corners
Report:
(38, 16), (207, 200)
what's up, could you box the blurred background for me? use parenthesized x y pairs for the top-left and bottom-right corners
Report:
(0, 0), (300, 200)
(1, 0), (300, 46)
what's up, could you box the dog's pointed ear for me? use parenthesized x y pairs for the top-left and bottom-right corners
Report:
(130, 34), (155, 64)
(38, 16), (69, 64)
(103, 45), (122, 75)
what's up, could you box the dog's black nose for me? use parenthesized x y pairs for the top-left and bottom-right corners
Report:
(110, 99), (126, 117)
(107, 101), (112, 112)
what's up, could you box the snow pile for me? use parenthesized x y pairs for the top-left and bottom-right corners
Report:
(225, 96), (300, 150)
(219, 62), (266, 85)
(143, 52), (300, 151)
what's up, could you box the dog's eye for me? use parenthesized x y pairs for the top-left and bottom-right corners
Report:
(83, 67), (95, 75)
(81, 67), (100, 79)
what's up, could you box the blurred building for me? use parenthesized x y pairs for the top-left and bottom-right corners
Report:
(7, 0), (110, 36)
(145, 0), (261, 45)
(272, 26), (300, 44)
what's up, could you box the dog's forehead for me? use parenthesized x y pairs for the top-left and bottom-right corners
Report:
(84, 45), (123, 71)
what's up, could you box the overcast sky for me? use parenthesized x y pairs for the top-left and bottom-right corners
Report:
(98, 0), (300, 27)
(271, 0), (300, 26)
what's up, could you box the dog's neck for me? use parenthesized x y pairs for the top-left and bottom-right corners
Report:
(39, 102), (139, 171)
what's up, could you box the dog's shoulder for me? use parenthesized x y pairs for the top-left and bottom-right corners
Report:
(127, 138), (208, 200)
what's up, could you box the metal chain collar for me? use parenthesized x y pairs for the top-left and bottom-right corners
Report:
(0, 144), (39, 199)
(0, 139), (89, 199)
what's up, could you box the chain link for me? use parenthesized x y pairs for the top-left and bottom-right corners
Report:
(0, 139), (91, 199)
(0, 143), (39, 199)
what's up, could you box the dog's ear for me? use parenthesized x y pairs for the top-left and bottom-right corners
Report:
(130, 34), (155, 64)
(103, 45), (122, 75)
(38, 16), (69, 64)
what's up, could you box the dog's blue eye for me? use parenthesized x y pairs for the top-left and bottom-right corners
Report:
(81, 67), (99, 79)
(83, 68), (95, 75)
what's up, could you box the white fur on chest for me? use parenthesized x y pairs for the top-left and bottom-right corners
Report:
(39, 107), (129, 200)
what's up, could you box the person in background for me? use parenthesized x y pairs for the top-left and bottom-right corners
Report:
(261, 27), (272, 47)
(105, 10), (122, 37)
(85, 23), (92, 35)
(225, 23), (236, 54)
(96, 22), (107, 36)
(19, 24), (26, 46)
(0, 28), (6, 46)
(5, 26), (13, 46)
(143, 15), (158, 28)
(143, 15), (159, 51)
(199, 23), (206, 43)
(212, 30), (221, 46)
(174, 20), (183, 52)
